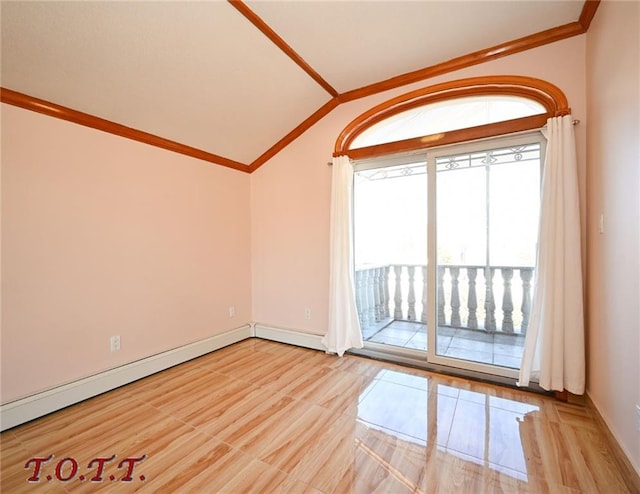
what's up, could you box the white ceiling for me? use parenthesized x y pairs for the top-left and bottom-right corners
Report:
(1, 1), (585, 167)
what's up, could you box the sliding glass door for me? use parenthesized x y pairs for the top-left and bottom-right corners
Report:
(354, 132), (543, 379)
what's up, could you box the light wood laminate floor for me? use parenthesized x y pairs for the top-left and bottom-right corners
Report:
(1, 339), (634, 493)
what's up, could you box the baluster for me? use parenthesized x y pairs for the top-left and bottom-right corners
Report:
(366, 269), (376, 326)
(407, 265), (416, 321)
(355, 270), (365, 327)
(501, 268), (514, 332)
(421, 266), (428, 323)
(377, 267), (385, 320)
(520, 268), (533, 334)
(450, 267), (461, 327)
(373, 267), (382, 322)
(383, 266), (391, 318)
(467, 267), (478, 329)
(484, 267), (496, 331)
(437, 266), (446, 326)
(359, 269), (370, 327)
(364, 269), (372, 327)
(393, 265), (403, 320)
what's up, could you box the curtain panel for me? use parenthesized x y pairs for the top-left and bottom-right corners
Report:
(518, 115), (585, 394)
(322, 156), (363, 356)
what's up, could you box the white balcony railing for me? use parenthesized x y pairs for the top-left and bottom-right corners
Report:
(355, 264), (534, 335)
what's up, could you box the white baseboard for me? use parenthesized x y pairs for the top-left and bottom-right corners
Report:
(0, 325), (253, 431)
(254, 323), (326, 351)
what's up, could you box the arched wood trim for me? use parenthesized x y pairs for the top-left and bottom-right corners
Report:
(334, 75), (570, 158)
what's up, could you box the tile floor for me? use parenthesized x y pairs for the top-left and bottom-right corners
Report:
(365, 320), (525, 368)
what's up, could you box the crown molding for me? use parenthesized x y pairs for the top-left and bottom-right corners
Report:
(339, 21), (586, 104)
(228, 0), (338, 98)
(248, 97), (339, 173)
(0, 88), (250, 173)
(579, 0), (601, 31)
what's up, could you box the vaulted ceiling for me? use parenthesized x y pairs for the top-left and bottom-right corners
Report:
(1, 1), (595, 172)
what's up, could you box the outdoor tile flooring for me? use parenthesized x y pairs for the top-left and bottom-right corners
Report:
(364, 320), (525, 369)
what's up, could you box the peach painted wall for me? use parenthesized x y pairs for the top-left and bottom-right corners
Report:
(251, 35), (587, 336)
(585, 0), (640, 474)
(1, 104), (252, 403)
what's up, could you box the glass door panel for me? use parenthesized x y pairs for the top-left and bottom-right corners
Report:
(354, 160), (427, 351)
(429, 137), (541, 376)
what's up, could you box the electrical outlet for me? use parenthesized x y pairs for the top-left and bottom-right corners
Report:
(305, 308), (311, 320)
(229, 306), (236, 317)
(110, 335), (121, 352)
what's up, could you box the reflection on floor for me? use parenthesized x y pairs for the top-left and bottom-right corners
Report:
(359, 369), (538, 480)
(366, 320), (525, 368)
(1, 339), (632, 493)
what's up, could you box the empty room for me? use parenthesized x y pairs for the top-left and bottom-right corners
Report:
(1, 1), (639, 492)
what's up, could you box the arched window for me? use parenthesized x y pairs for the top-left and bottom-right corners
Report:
(335, 75), (569, 160)
(351, 95), (546, 148)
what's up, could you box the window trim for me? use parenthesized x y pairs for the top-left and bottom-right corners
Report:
(334, 75), (569, 160)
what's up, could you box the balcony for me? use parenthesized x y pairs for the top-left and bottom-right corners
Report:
(356, 264), (533, 368)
